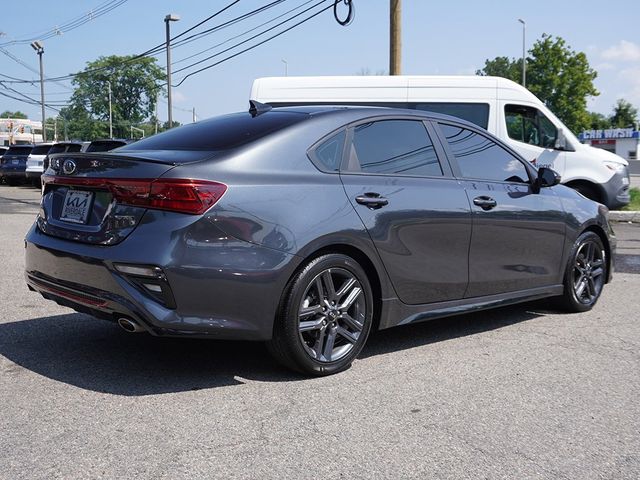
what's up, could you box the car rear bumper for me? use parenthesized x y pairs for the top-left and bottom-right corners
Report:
(25, 222), (299, 341)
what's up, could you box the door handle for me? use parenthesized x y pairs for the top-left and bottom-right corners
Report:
(473, 196), (497, 210)
(355, 193), (389, 209)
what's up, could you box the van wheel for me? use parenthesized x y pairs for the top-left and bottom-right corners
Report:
(572, 183), (600, 203)
(556, 232), (606, 312)
(267, 254), (374, 376)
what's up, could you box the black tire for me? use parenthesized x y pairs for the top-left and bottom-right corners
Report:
(267, 254), (374, 376)
(5, 177), (20, 186)
(556, 231), (606, 312)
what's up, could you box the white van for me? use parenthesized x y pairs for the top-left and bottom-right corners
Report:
(250, 75), (631, 209)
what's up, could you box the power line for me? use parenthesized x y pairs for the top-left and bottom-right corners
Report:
(173, 0), (334, 86)
(0, 0), (129, 47)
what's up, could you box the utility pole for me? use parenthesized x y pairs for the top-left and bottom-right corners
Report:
(107, 80), (113, 139)
(164, 13), (180, 129)
(30, 41), (46, 141)
(389, 0), (401, 75)
(192, 107), (196, 123)
(518, 19), (526, 87)
(155, 90), (159, 134)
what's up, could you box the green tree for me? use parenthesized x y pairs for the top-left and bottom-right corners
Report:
(588, 111), (610, 130)
(67, 55), (165, 140)
(477, 34), (599, 133)
(1, 110), (28, 119)
(476, 56), (523, 83)
(609, 98), (638, 128)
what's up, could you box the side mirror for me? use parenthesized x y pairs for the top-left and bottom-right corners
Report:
(554, 128), (567, 150)
(536, 167), (561, 190)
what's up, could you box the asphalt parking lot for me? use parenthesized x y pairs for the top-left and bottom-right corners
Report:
(1, 184), (639, 479)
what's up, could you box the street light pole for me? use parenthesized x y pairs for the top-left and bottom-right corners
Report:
(518, 18), (526, 88)
(281, 59), (288, 76)
(107, 80), (113, 139)
(164, 13), (180, 129)
(30, 41), (46, 142)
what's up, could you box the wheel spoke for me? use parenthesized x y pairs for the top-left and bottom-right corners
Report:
(339, 286), (362, 311)
(591, 267), (604, 279)
(321, 270), (337, 302)
(322, 329), (337, 360)
(300, 304), (323, 318)
(336, 326), (359, 344)
(312, 327), (328, 359)
(340, 313), (363, 332)
(575, 277), (587, 298)
(586, 278), (596, 299)
(299, 317), (325, 332)
(314, 276), (325, 300)
(335, 277), (356, 301)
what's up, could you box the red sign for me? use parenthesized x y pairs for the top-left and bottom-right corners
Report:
(591, 139), (616, 145)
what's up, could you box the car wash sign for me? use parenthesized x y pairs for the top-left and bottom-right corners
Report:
(580, 128), (639, 140)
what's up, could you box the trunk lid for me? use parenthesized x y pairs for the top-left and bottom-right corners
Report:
(38, 152), (178, 245)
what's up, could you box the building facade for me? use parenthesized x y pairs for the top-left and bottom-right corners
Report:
(580, 128), (639, 161)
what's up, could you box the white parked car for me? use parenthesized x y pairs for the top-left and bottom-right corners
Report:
(26, 142), (83, 185)
(250, 75), (630, 209)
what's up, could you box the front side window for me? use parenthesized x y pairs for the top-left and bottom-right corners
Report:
(414, 103), (490, 129)
(440, 124), (529, 183)
(349, 120), (442, 176)
(505, 104), (558, 148)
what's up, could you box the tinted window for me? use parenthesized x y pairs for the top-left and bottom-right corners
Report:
(86, 140), (127, 153)
(440, 124), (529, 183)
(505, 104), (558, 148)
(49, 144), (70, 154)
(66, 144), (82, 153)
(313, 130), (345, 171)
(119, 112), (308, 153)
(31, 145), (52, 155)
(350, 120), (442, 176)
(414, 103), (489, 129)
(5, 146), (32, 156)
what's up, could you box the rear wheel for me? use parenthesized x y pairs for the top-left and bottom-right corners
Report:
(267, 254), (373, 375)
(556, 231), (606, 312)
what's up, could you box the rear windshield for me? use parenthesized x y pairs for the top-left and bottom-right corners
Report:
(119, 111), (308, 153)
(31, 145), (52, 155)
(5, 146), (33, 156)
(49, 143), (81, 154)
(86, 141), (127, 152)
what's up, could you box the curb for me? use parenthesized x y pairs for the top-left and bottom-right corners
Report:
(610, 211), (640, 222)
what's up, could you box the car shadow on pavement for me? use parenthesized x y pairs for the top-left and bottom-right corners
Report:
(0, 313), (300, 395)
(0, 303), (548, 396)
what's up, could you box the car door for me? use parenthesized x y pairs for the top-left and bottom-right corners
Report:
(435, 121), (567, 298)
(339, 117), (472, 305)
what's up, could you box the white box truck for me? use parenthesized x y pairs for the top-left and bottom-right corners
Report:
(250, 75), (630, 209)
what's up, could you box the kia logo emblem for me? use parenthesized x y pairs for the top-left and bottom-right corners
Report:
(62, 159), (77, 175)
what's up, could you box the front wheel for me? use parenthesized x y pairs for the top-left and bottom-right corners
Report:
(556, 231), (606, 312)
(267, 254), (374, 376)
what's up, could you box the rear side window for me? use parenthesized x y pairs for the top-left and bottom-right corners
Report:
(439, 123), (529, 183)
(119, 112), (308, 153)
(414, 103), (489, 129)
(349, 120), (442, 176)
(311, 130), (345, 171)
(31, 145), (52, 155)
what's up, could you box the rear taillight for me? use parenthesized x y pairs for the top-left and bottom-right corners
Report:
(41, 176), (227, 215)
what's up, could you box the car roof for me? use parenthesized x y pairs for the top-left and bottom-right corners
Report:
(270, 105), (483, 130)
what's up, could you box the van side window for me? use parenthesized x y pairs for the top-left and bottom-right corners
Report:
(350, 120), (443, 176)
(414, 103), (490, 129)
(439, 123), (529, 183)
(312, 130), (346, 171)
(505, 104), (558, 148)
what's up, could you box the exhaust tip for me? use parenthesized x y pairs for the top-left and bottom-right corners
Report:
(117, 317), (145, 333)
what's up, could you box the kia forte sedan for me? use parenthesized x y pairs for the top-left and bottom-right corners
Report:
(25, 105), (614, 375)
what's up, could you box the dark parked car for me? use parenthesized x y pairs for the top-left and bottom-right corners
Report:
(83, 139), (129, 153)
(1, 144), (33, 185)
(25, 105), (614, 375)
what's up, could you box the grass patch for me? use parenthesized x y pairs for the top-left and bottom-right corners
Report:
(622, 187), (640, 211)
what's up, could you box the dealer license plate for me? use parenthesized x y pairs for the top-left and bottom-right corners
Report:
(60, 190), (94, 224)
